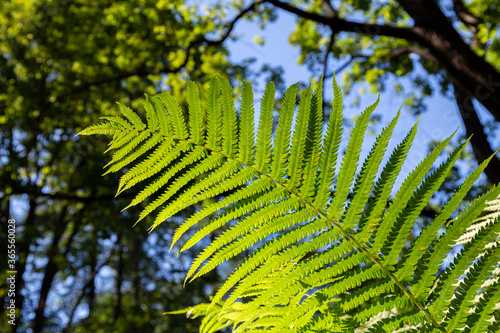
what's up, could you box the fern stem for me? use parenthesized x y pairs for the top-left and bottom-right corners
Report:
(115, 127), (446, 332)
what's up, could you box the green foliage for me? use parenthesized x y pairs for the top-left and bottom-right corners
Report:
(81, 77), (500, 332)
(1, 2), (260, 330)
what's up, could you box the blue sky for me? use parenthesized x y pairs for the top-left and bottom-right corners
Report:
(225, 8), (497, 187)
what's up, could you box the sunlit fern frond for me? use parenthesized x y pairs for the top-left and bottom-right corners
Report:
(80, 76), (500, 332)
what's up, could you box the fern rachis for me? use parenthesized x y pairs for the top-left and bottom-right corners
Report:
(80, 76), (500, 332)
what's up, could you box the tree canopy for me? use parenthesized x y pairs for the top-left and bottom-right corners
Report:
(0, 1), (251, 331)
(253, 0), (500, 183)
(0, 0), (498, 332)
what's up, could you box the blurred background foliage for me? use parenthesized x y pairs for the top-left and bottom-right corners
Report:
(0, 0), (498, 332)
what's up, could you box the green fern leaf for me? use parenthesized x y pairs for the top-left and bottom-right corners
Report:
(80, 76), (500, 333)
(327, 96), (379, 222)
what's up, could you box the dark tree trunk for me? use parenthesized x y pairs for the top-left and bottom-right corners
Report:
(397, 0), (500, 184)
(396, 0), (500, 124)
(87, 248), (96, 317)
(453, 83), (500, 184)
(112, 245), (124, 324)
(32, 206), (69, 333)
(32, 260), (59, 333)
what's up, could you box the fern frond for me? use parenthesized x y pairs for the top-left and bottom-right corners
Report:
(465, 280), (500, 333)
(342, 109), (399, 231)
(444, 245), (500, 332)
(81, 76), (500, 332)
(370, 129), (456, 254)
(382, 139), (468, 267)
(103, 133), (163, 175)
(425, 208), (500, 320)
(116, 138), (175, 194)
(154, 92), (188, 139)
(356, 119), (418, 244)
(412, 185), (500, 301)
(173, 176), (272, 250)
(144, 94), (159, 132)
(327, 96), (379, 222)
(117, 103), (146, 130)
(148, 94), (173, 136)
(396, 152), (497, 283)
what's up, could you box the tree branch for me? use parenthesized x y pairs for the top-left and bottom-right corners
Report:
(56, 1), (262, 102)
(201, 1), (263, 46)
(321, 0), (337, 18)
(322, 32), (335, 84)
(264, 0), (420, 41)
(392, 46), (441, 65)
(451, 0), (481, 33)
(9, 187), (134, 202)
(324, 55), (369, 79)
(56, 56), (191, 102)
(392, 44), (500, 184)
(268, 0), (500, 124)
(451, 0), (482, 49)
